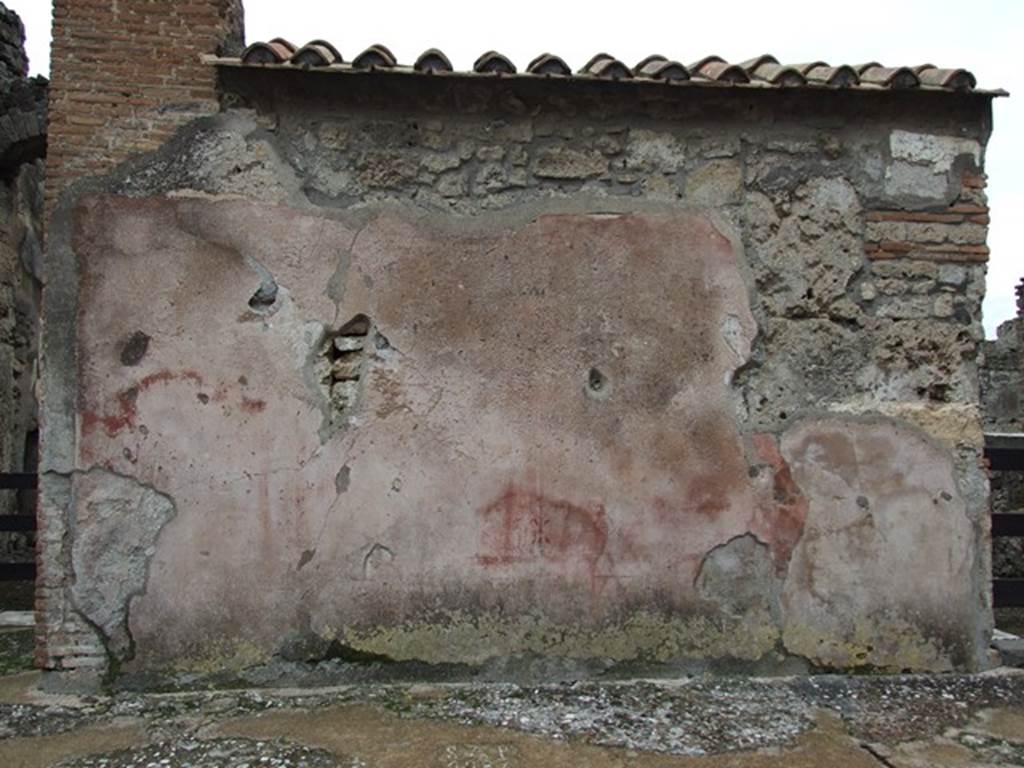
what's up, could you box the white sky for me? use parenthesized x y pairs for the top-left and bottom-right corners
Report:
(11, 0), (1022, 337)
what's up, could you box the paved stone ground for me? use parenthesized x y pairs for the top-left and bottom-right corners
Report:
(0, 647), (1022, 768)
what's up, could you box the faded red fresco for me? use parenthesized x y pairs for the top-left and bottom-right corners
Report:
(80, 370), (204, 438)
(477, 483), (610, 589)
(747, 433), (810, 567)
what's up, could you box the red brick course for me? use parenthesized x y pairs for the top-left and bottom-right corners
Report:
(864, 176), (990, 264)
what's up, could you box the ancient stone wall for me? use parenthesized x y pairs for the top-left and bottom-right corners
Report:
(0, 2), (44, 542)
(983, 280), (1024, 579)
(983, 281), (1024, 435)
(37, 63), (999, 687)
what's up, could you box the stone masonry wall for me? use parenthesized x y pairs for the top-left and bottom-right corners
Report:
(45, 0), (244, 221)
(38, 67), (998, 688)
(983, 281), (1024, 435)
(0, 2), (44, 548)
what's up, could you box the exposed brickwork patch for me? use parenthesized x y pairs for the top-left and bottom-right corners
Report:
(45, 0), (244, 221)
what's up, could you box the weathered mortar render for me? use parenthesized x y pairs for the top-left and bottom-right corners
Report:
(38, 0), (1006, 688)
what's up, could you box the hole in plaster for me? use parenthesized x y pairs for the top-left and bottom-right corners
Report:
(297, 548), (315, 571)
(362, 542), (395, 579)
(120, 331), (151, 366)
(585, 367), (611, 400)
(335, 465), (351, 494)
(248, 275), (279, 313)
(339, 314), (370, 336)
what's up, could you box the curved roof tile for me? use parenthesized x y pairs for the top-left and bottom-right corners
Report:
(240, 40), (293, 65)
(857, 63), (920, 89)
(916, 64), (976, 91)
(634, 55), (690, 81)
(473, 51), (516, 74)
(689, 56), (750, 83)
(580, 53), (632, 80)
(740, 56), (806, 86)
(414, 48), (453, 73)
(797, 62), (860, 87)
(291, 40), (341, 68)
(269, 38), (297, 53)
(527, 53), (572, 77)
(352, 44), (396, 70)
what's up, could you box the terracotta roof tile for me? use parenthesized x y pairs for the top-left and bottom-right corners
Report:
(740, 55), (807, 86)
(915, 64), (976, 91)
(857, 63), (920, 89)
(633, 55), (690, 81)
(580, 53), (633, 80)
(213, 42), (1002, 95)
(527, 53), (572, 77)
(240, 40), (293, 65)
(688, 56), (750, 83)
(414, 48), (452, 73)
(291, 40), (342, 68)
(473, 51), (516, 74)
(352, 44), (396, 70)
(797, 62), (860, 87)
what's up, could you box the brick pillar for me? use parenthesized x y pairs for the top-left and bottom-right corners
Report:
(37, 0), (244, 683)
(45, 0), (245, 217)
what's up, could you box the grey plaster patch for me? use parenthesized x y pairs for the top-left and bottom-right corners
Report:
(115, 114), (304, 207)
(70, 470), (177, 660)
(696, 534), (781, 620)
(889, 130), (980, 169)
(779, 415), (976, 671)
(883, 130), (981, 205)
(685, 159), (743, 206)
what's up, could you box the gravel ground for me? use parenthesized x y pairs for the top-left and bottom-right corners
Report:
(952, 731), (1024, 765)
(399, 673), (1024, 754)
(52, 737), (353, 768)
(3, 672), (1023, 757)
(400, 680), (811, 756)
(0, 690), (290, 740)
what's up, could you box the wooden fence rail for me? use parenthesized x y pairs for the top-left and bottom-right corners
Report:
(0, 473), (36, 582)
